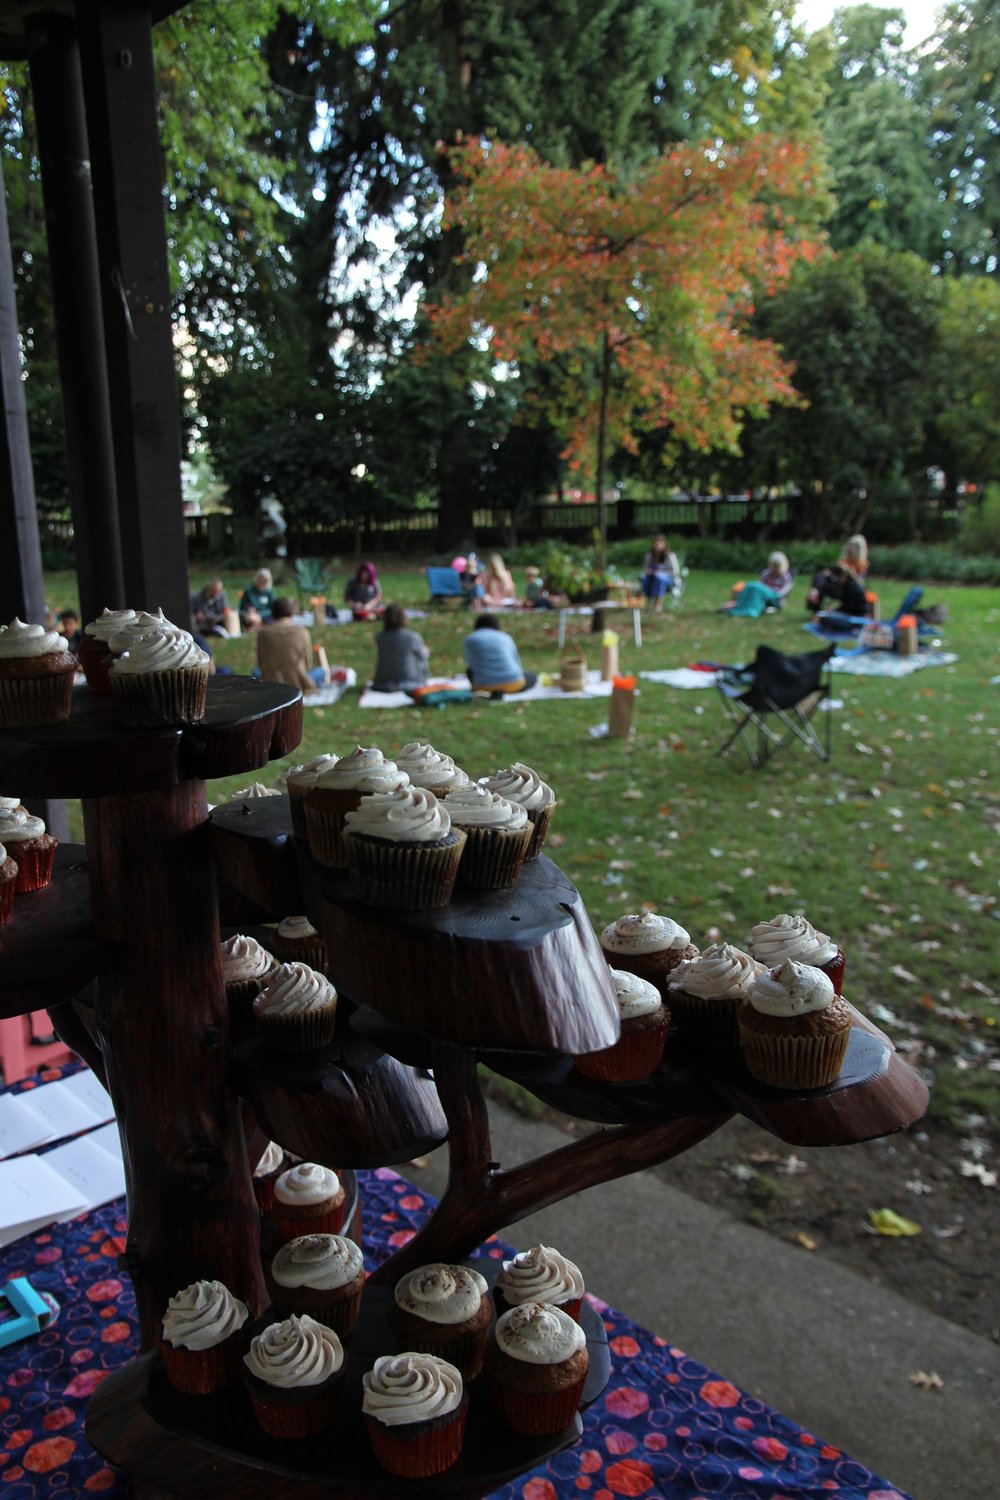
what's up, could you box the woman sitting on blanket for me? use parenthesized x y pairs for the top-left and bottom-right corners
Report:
(256, 597), (329, 693)
(463, 614), (537, 697)
(718, 552), (793, 618)
(345, 562), (383, 620)
(371, 604), (430, 694)
(482, 553), (516, 605)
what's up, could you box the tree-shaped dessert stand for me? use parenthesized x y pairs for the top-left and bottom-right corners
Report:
(0, 678), (929, 1500)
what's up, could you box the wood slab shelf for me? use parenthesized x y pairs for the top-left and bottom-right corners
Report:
(0, 844), (111, 1018)
(212, 798), (305, 927)
(86, 1290), (610, 1500)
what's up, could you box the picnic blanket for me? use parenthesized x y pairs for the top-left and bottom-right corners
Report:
(827, 649), (958, 677)
(640, 667), (719, 690)
(360, 670), (614, 708)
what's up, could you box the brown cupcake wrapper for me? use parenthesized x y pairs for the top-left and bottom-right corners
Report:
(667, 990), (741, 1050)
(245, 1372), (342, 1437)
(524, 802), (556, 861)
(160, 1332), (247, 1394)
(345, 830), (466, 913)
(304, 793), (362, 868)
(287, 784), (311, 839)
(264, 1285), (364, 1341)
(76, 637), (115, 694)
(11, 837), (57, 894)
(269, 1199), (347, 1242)
(489, 1370), (587, 1435)
(225, 969), (276, 1029)
(574, 1018), (668, 1082)
(366, 1398), (468, 1478)
(253, 1175), (278, 1214)
(0, 663), (76, 727)
(453, 823), (532, 891)
(255, 1001), (338, 1055)
(111, 666), (209, 726)
(270, 938), (327, 973)
(388, 1321), (491, 1383)
(822, 949), (846, 996)
(493, 1290), (583, 1323)
(738, 1023), (851, 1091)
(0, 859), (17, 925)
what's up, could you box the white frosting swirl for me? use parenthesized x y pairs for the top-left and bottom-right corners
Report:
(313, 746), (407, 795)
(0, 843), (9, 866)
(276, 915), (319, 941)
(0, 810), (46, 843)
(274, 1162), (341, 1207)
(225, 783), (282, 802)
(254, 1141), (285, 1177)
(0, 619), (68, 659)
(444, 784), (528, 830)
(750, 913), (837, 968)
(393, 1264), (488, 1326)
(496, 1246), (584, 1307)
(270, 1234), (363, 1291)
(243, 1314), (343, 1387)
(111, 629), (210, 673)
(750, 959), (836, 1017)
(220, 934), (273, 983)
(161, 1279), (248, 1350)
(363, 1353), (463, 1426)
(482, 763), (554, 811)
(85, 607), (137, 641)
(0, 797), (21, 812)
(602, 912), (690, 955)
(669, 943), (759, 1001)
(106, 611), (186, 652)
(344, 785), (452, 844)
(610, 969), (663, 1020)
(286, 754), (338, 791)
(494, 1302), (586, 1365)
(394, 742), (471, 793)
(255, 961), (335, 1018)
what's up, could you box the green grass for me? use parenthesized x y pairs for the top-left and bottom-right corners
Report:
(43, 560), (1000, 1133)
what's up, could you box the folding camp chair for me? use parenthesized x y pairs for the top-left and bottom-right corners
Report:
(716, 644), (836, 769)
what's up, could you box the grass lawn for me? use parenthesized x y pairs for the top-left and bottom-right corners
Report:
(43, 560), (999, 1137)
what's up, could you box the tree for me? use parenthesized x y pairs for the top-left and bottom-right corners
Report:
(430, 136), (821, 567)
(931, 276), (1000, 492)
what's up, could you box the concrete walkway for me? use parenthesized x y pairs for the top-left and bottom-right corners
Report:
(410, 1100), (1000, 1500)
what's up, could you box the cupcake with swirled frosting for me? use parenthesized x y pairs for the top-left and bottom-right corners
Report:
(268, 1162), (346, 1240)
(0, 619), (78, 727)
(0, 808), (57, 893)
(242, 1314), (345, 1437)
(480, 763), (556, 860)
(389, 1264), (492, 1381)
(342, 785), (466, 913)
(443, 782), (532, 891)
(252, 1139), (295, 1213)
(76, 607), (137, 693)
(363, 1353), (467, 1478)
(220, 933), (277, 1025)
(485, 1302), (589, 1435)
(393, 742), (472, 797)
(600, 911), (698, 993)
(160, 1278), (249, 1393)
(749, 912), (845, 996)
(575, 968), (669, 1082)
(270, 913), (326, 973)
(493, 1246), (585, 1322)
(284, 754), (338, 837)
(264, 1233), (365, 1337)
(667, 942), (760, 1049)
(109, 625), (211, 726)
(738, 959), (853, 1089)
(252, 960), (337, 1052)
(304, 746), (409, 868)
(0, 842), (18, 929)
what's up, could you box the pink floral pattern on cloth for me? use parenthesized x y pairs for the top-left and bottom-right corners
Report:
(0, 1067), (911, 1500)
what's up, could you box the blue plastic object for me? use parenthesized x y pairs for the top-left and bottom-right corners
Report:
(0, 1278), (59, 1348)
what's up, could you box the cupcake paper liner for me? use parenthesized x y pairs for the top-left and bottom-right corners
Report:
(287, 785), (311, 840)
(493, 1290), (583, 1323)
(488, 1369), (587, 1436)
(389, 1322), (491, 1384)
(160, 1332), (246, 1394)
(524, 802), (556, 861)
(11, 837), (57, 894)
(255, 1000), (338, 1055)
(666, 990), (741, 1051)
(0, 859), (17, 925)
(344, 830), (466, 913)
(738, 1023), (851, 1091)
(270, 936), (328, 973)
(111, 666), (209, 726)
(822, 949), (846, 996)
(453, 823), (532, 892)
(268, 1198), (347, 1243)
(245, 1371), (342, 1437)
(365, 1398), (468, 1478)
(0, 663), (76, 728)
(225, 969), (276, 1030)
(574, 1016), (669, 1083)
(264, 1285), (364, 1341)
(304, 790), (364, 868)
(75, 637), (115, 694)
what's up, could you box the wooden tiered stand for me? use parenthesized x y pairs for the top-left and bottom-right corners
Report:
(0, 679), (929, 1499)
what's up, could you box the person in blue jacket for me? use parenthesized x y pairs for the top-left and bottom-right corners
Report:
(462, 614), (537, 697)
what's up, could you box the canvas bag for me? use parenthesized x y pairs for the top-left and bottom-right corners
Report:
(560, 643), (587, 692)
(608, 675), (637, 737)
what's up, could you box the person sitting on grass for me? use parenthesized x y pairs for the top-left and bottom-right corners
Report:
(256, 596), (328, 694)
(462, 613), (537, 697)
(191, 578), (231, 636)
(482, 552), (516, 605)
(57, 609), (83, 653)
(523, 566), (555, 609)
(372, 603), (430, 693)
(239, 568), (276, 630)
(718, 552), (794, 618)
(344, 562), (383, 620)
(806, 562), (868, 618)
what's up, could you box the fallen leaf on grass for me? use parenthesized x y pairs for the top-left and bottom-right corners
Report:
(958, 1161), (997, 1188)
(621, 788), (643, 799)
(869, 1208), (922, 1237)
(795, 1232), (818, 1251)
(890, 965), (923, 985)
(908, 1371), (944, 1393)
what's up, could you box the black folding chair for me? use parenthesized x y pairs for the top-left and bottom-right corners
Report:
(716, 644), (836, 769)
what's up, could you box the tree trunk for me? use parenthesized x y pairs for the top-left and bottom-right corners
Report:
(594, 330), (611, 573)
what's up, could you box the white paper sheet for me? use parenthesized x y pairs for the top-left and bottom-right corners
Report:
(0, 1155), (90, 1248)
(58, 1070), (115, 1124)
(43, 1134), (126, 1217)
(0, 1093), (55, 1160)
(12, 1077), (111, 1145)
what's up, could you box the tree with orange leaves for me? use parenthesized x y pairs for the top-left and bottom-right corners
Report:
(430, 136), (823, 566)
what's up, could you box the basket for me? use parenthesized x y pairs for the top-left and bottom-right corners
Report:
(559, 644), (587, 692)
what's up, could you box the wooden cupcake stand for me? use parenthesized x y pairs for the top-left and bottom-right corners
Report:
(0, 679), (929, 1499)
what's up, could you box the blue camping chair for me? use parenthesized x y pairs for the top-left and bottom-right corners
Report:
(426, 567), (465, 604)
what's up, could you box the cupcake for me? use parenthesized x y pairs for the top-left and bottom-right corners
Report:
(393, 742), (472, 796)
(493, 1246), (585, 1322)
(269, 1162), (346, 1241)
(76, 608), (137, 693)
(0, 809), (57, 893)
(388, 1264), (492, 1381)
(600, 912), (698, 993)
(485, 1302), (589, 1436)
(749, 912), (845, 996)
(667, 942), (759, 1049)
(363, 1353), (467, 1478)
(220, 933), (277, 1025)
(738, 959), (853, 1090)
(160, 1279), (249, 1394)
(342, 785), (466, 913)
(270, 914), (327, 973)
(304, 747), (409, 868)
(105, 608), (185, 659)
(443, 783), (532, 891)
(242, 1314), (345, 1437)
(223, 782), (283, 803)
(252, 961), (337, 1053)
(284, 754), (338, 838)
(252, 1139), (291, 1213)
(110, 627), (211, 726)
(0, 619), (78, 727)
(0, 843), (18, 929)
(575, 969), (669, 1082)
(264, 1233), (365, 1337)
(480, 763), (556, 860)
